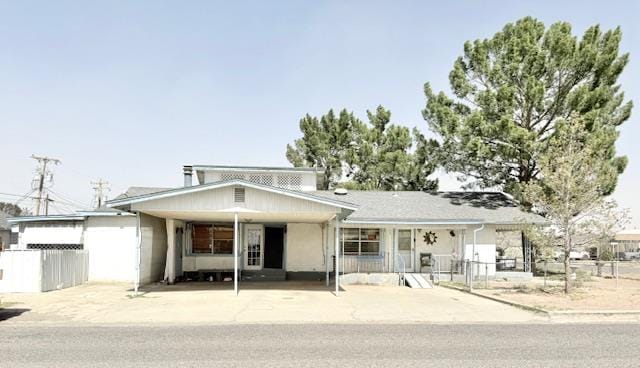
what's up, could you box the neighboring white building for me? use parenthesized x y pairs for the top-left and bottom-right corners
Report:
(5, 164), (545, 292)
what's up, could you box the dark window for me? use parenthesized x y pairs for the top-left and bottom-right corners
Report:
(191, 223), (234, 255)
(340, 228), (381, 256)
(192, 224), (212, 253)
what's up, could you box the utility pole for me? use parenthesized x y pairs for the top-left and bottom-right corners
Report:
(30, 155), (61, 216)
(91, 179), (110, 209)
(44, 194), (51, 216)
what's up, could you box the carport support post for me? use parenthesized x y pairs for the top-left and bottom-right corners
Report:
(234, 212), (238, 296)
(335, 216), (340, 296)
(324, 223), (329, 287)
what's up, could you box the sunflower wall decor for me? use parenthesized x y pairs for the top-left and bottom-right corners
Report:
(423, 231), (438, 245)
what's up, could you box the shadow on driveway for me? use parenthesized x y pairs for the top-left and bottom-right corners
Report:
(0, 308), (30, 322)
(135, 281), (340, 293)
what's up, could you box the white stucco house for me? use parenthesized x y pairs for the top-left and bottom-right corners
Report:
(5, 164), (545, 293)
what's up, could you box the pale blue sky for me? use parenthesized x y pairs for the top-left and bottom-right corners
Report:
(1, 1), (638, 227)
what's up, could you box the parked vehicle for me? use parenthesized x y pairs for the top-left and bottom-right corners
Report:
(554, 249), (590, 261)
(615, 252), (640, 261)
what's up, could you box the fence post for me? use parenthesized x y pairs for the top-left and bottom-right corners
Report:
(451, 259), (454, 281)
(485, 262), (488, 289)
(469, 261), (473, 292)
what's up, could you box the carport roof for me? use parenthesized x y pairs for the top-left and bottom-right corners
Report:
(109, 184), (544, 226)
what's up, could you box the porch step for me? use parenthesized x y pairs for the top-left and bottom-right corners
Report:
(404, 273), (433, 289)
(242, 268), (286, 282)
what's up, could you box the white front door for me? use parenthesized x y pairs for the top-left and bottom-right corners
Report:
(244, 224), (263, 270)
(397, 229), (414, 272)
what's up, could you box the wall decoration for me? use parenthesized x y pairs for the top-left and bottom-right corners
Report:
(423, 231), (438, 245)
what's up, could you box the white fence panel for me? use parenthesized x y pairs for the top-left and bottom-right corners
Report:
(0, 250), (42, 292)
(0, 250), (89, 293)
(41, 250), (89, 292)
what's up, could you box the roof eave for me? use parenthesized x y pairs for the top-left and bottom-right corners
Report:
(106, 179), (357, 211)
(7, 215), (86, 223)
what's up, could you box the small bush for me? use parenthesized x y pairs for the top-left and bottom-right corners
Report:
(599, 247), (614, 261)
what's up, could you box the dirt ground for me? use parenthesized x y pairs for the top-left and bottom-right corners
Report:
(476, 276), (640, 311)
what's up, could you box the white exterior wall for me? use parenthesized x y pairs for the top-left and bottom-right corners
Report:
(139, 213), (167, 284)
(132, 187), (337, 214)
(182, 254), (235, 271)
(463, 225), (497, 276)
(286, 223), (324, 272)
(13, 221), (84, 249)
(414, 229), (463, 272)
(84, 216), (137, 282)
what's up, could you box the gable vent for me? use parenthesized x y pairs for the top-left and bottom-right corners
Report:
(234, 187), (245, 203)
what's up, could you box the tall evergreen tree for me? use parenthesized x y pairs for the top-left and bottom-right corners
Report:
(423, 17), (631, 205)
(286, 106), (438, 190)
(349, 106), (438, 191)
(286, 109), (363, 189)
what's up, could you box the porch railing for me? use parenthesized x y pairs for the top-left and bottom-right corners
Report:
(430, 255), (465, 274)
(332, 255), (386, 274)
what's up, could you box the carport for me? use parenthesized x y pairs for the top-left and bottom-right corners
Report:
(106, 179), (357, 295)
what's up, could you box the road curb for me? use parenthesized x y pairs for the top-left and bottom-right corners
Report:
(437, 283), (551, 316)
(548, 310), (640, 316)
(437, 283), (640, 318)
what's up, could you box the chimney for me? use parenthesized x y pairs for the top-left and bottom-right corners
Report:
(183, 165), (193, 187)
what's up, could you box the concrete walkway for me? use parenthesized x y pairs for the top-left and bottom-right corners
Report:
(0, 281), (543, 325)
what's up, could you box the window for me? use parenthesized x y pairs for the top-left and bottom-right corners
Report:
(340, 228), (380, 255)
(398, 229), (412, 251)
(191, 223), (234, 255)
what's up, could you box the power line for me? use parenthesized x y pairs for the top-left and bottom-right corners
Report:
(0, 191), (39, 199)
(15, 189), (37, 207)
(47, 189), (91, 210)
(30, 155), (61, 215)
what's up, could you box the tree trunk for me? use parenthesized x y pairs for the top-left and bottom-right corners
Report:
(564, 235), (572, 294)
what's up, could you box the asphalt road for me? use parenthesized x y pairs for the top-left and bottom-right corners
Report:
(1, 323), (638, 367)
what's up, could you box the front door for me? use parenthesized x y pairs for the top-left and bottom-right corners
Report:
(244, 225), (263, 270)
(263, 226), (284, 269)
(397, 229), (414, 272)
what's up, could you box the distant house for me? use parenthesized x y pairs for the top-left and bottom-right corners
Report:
(0, 211), (11, 251)
(6, 164), (545, 292)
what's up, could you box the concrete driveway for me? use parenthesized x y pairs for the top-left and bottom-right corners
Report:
(0, 281), (543, 324)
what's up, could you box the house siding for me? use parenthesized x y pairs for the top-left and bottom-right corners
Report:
(13, 221), (84, 249)
(139, 213), (167, 284)
(286, 223), (325, 272)
(84, 216), (137, 282)
(131, 187), (339, 214)
(463, 225), (497, 275)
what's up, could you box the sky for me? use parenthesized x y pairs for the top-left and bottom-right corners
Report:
(1, 1), (638, 227)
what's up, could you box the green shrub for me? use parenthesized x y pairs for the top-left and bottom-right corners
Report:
(599, 247), (614, 261)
